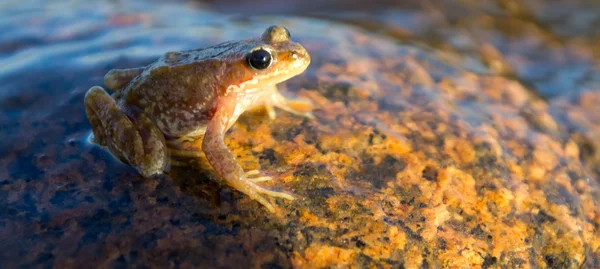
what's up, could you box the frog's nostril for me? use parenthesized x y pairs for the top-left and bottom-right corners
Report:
(292, 48), (308, 60)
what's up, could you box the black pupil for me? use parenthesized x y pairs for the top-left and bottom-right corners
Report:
(248, 49), (272, 70)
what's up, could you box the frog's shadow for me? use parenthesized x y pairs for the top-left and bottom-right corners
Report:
(164, 158), (227, 212)
(164, 155), (274, 220)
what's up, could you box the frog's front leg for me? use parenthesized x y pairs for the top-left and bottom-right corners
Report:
(84, 86), (169, 177)
(202, 96), (294, 212)
(262, 86), (315, 120)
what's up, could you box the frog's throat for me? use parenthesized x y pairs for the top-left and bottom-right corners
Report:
(226, 65), (307, 95)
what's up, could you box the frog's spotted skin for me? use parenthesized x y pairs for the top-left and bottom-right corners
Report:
(84, 25), (313, 212)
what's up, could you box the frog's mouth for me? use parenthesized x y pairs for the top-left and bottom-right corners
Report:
(263, 59), (310, 84)
(269, 48), (310, 79)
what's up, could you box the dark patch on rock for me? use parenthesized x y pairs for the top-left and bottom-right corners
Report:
(351, 154), (407, 189)
(109, 191), (132, 210)
(261, 263), (286, 269)
(422, 166), (437, 182)
(469, 224), (490, 241)
(9, 155), (42, 182)
(438, 238), (447, 250)
(351, 236), (367, 249)
(306, 187), (335, 199)
(258, 148), (281, 167)
(79, 208), (112, 245)
(300, 226), (332, 246)
(535, 210), (557, 223)
(357, 253), (377, 268)
(396, 220), (423, 241)
(544, 253), (575, 269)
(544, 182), (580, 216)
(111, 255), (127, 269)
(49, 188), (78, 209)
(292, 162), (334, 195)
(482, 255), (497, 269)
(321, 82), (356, 105)
(395, 185), (422, 206)
(34, 252), (54, 264)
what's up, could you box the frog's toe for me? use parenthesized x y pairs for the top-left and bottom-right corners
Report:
(245, 169), (260, 176)
(285, 99), (315, 111)
(245, 170), (273, 182)
(280, 107), (314, 119)
(236, 178), (295, 212)
(255, 187), (295, 200)
(247, 186), (294, 213)
(265, 104), (277, 120)
(297, 110), (315, 120)
(249, 176), (272, 182)
(250, 194), (276, 213)
(273, 98), (315, 119)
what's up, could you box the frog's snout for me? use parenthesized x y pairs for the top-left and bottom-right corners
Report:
(294, 46), (309, 60)
(291, 46), (310, 66)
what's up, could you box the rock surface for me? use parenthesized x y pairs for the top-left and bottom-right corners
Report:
(0, 0), (598, 268)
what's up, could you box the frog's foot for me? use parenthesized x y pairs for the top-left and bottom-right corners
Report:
(84, 86), (168, 177)
(237, 178), (295, 212)
(268, 90), (315, 120)
(245, 169), (273, 182)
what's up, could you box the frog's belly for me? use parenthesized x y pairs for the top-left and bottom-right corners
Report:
(152, 105), (212, 138)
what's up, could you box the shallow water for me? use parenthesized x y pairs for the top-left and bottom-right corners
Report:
(1, 0), (599, 268)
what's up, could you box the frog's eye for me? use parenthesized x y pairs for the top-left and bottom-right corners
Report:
(247, 48), (272, 70)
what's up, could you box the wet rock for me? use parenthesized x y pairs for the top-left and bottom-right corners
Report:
(1, 0), (599, 268)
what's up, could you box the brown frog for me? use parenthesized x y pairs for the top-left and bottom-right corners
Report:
(84, 25), (313, 212)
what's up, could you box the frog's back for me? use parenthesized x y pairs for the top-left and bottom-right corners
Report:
(117, 42), (245, 137)
(161, 40), (246, 66)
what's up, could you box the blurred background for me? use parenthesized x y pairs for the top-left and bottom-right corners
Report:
(3, 0), (599, 98)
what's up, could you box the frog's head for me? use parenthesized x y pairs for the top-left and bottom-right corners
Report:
(225, 25), (311, 93)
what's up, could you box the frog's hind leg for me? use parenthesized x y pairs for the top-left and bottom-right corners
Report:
(104, 67), (145, 91)
(84, 86), (168, 177)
